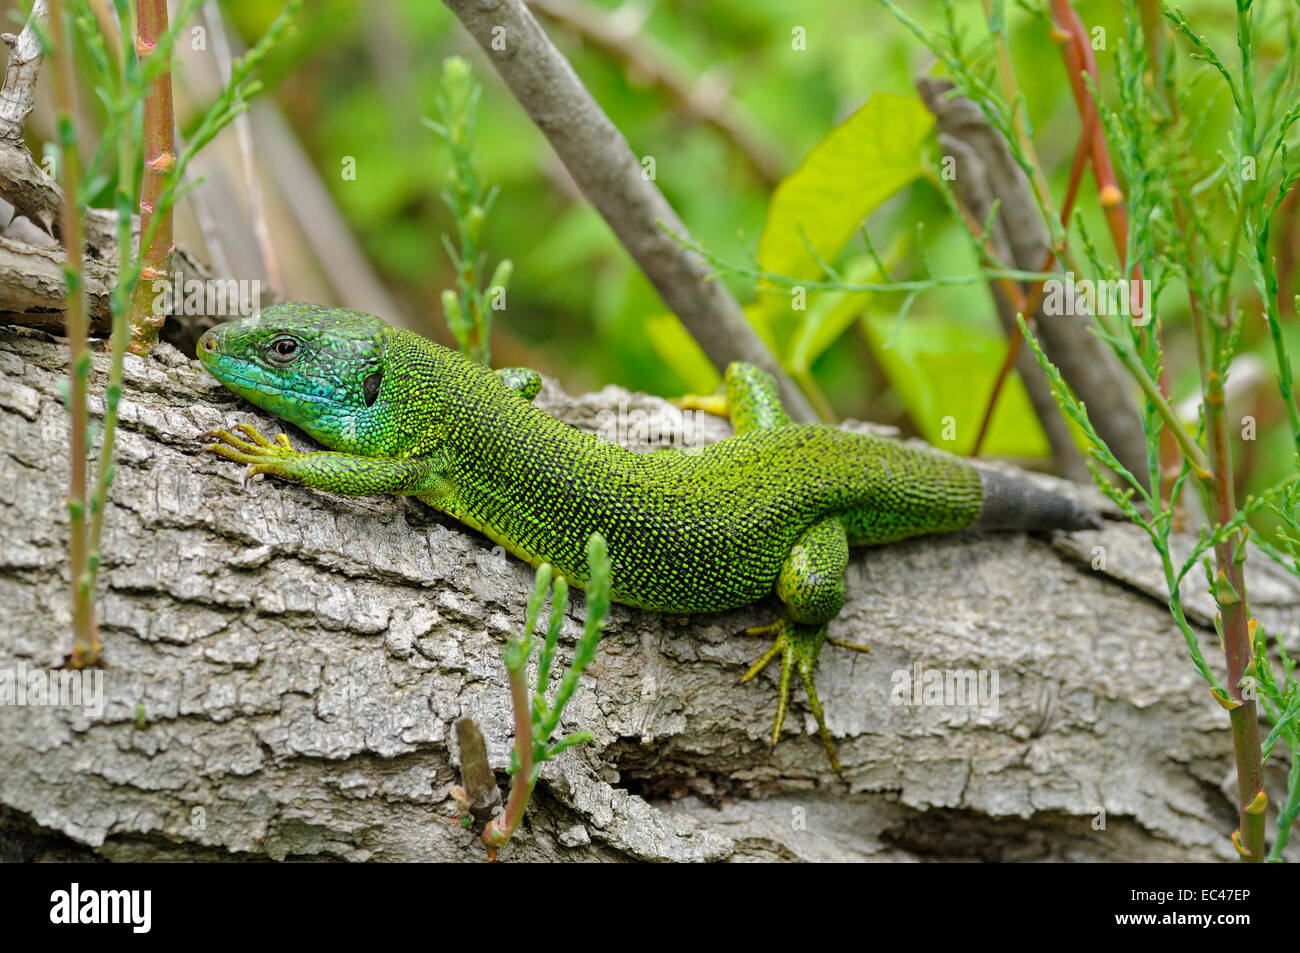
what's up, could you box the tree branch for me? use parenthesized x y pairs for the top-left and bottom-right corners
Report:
(441, 0), (815, 421)
(918, 77), (1150, 488)
(2, 326), (1296, 861)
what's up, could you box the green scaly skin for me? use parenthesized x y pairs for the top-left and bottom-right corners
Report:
(197, 302), (1097, 772)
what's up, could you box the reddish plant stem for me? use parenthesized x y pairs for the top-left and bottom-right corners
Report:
(1209, 426), (1267, 863)
(1051, 1), (1129, 259)
(481, 664), (535, 857)
(126, 0), (176, 354)
(970, 103), (1094, 458)
(1050, 0), (1179, 500)
(969, 252), (1039, 457)
(970, 0), (1110, 460)
(49, 0), (99, 666)
(1130, 5), (1264, 859)
(1191, 295), (1266, 861)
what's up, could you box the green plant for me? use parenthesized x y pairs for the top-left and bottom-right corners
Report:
(877, 0), (1300, 861)
(53, 0), (302, 666)
(482, 532), (610, 856)
(669, 0), (1299, 861)
(424, 56), (511, 366)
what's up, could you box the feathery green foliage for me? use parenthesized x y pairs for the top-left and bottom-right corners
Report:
(424, 56), (511, 365)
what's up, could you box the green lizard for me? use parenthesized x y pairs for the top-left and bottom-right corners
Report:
(197, 302), (1101, 771)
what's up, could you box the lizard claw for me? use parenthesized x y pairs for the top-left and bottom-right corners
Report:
(739, 616), (846, 774)
(200, 424), (296, 484)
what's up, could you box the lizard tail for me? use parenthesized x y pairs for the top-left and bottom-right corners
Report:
(971, 469), (1103, 532)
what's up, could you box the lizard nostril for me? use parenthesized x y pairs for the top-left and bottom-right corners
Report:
(198, 330), (216, 353)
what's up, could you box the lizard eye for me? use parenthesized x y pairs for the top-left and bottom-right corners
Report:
(266, 335), (301, 365)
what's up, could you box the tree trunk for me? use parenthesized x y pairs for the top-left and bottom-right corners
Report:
(1, 326), (1296, 861)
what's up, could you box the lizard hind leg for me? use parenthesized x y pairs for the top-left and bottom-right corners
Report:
(721, 362), (792, 433)
(741, 516), (868, 773)
(702, 363), (866, 769)
(676, 361), (792, 431)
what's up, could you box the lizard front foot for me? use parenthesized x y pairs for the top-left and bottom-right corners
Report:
(200, 423), (298, 484)
(740, 616), (870, 774)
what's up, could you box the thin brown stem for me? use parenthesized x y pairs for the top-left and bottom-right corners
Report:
(481, 664), (535, 858)
(126, 0), (177, 354)
(1050, 1), (1130, 264)
(1191, 294), (1266, 861)
(49, 0), (99, 666)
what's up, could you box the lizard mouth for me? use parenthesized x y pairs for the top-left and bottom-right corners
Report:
(198, 348), (350, 418)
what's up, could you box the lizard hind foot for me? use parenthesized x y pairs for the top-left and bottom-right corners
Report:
(739, 616), (843, 774)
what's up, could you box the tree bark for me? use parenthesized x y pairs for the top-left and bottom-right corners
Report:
(1, 326), (1297, 861)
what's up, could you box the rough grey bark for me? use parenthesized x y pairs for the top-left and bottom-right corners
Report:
(442, 0), (816, 423)
(918, 78), (1149, 489)
(0, 1), (47, 144)
(0, 221), (211, 335)
(1, 327), (1297, 862)
(0, 1), (60, 239)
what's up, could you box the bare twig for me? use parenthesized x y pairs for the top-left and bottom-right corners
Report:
(442, 0), (814, 421)
(918, 77), (1149, 486)
(125, 0), (178, 354)
(969, 82), (1095, 459)
(0, 0), (48, 141)
(451, 717), (501, 829)
(526, 0), (786, 187)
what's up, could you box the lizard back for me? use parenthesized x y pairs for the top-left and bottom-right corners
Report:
(423, 341), (985, 612)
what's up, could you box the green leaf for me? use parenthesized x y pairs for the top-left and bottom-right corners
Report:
(787, 237), (907, 374)
(753, 93), (932, 367)
(757, 93), (932, 289)
(862, 311), (1050, 459)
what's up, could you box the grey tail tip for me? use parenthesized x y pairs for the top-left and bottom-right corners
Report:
(973, 469), (1104, 532)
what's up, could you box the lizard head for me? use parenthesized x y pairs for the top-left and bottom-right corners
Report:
(198, 303), (396, 454)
